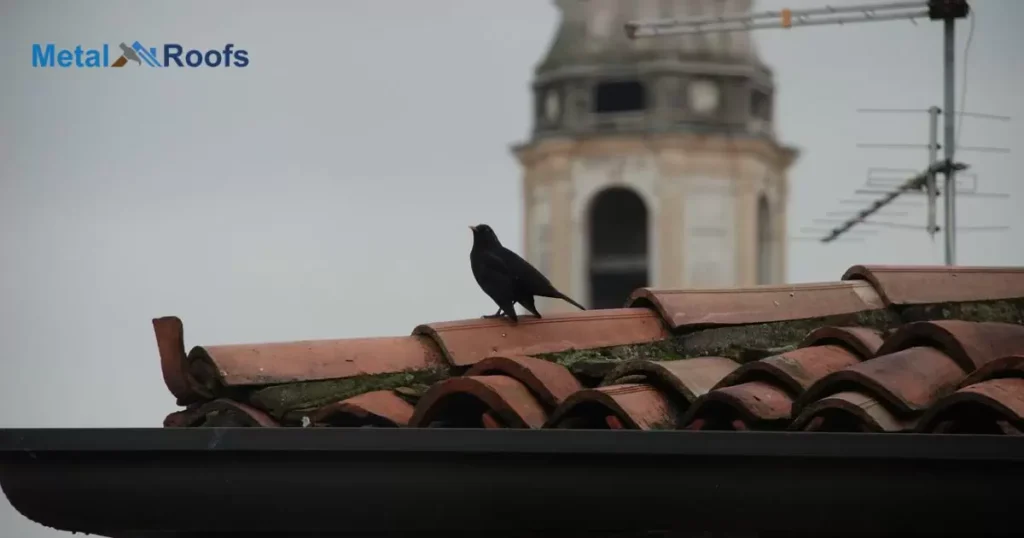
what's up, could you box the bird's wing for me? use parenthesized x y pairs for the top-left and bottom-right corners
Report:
(478, 248), (509, 273)
(473, 248), (518, 284)
(495, 246), (555, 291)
(471, 248), (523, 307)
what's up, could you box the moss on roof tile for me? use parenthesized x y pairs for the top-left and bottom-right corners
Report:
(537, 307), (902, 368)
(245, 365), (451, 420)
(897, 298), (1024, 325)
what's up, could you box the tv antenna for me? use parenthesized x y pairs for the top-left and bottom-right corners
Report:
(625, 0), (976, 264)
(798, 106), (1011, 253)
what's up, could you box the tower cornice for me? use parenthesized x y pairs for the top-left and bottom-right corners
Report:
(512, 133), (799, 172)
(533, 59), (773, 87)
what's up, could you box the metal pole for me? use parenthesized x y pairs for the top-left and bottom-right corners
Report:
(624, 1), (932, 37)
(943, 18), (957, 265)
(627, 9), (930, 36)
(927, 106), (940, 237)
(633, 0), (926, 27)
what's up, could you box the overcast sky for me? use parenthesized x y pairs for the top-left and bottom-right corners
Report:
(1, 0), (1022, 535)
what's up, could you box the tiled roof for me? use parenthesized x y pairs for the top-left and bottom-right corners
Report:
(156, 265), (1024, 434)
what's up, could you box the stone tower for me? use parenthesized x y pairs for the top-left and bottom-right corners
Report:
(512, 0), (799, 311)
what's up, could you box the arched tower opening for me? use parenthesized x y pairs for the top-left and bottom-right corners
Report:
(756, 194), (773, 285)
(587, 187), (649, 309)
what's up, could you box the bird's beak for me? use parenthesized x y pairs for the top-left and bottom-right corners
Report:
(469, 225), (476, 232)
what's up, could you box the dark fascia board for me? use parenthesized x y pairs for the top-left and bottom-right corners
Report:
(2, 427), (1023, 537)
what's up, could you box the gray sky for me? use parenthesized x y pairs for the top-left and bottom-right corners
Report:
(1, 0), (1022, 535)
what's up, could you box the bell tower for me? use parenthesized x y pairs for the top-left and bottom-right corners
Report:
(512, 0), (799, 311)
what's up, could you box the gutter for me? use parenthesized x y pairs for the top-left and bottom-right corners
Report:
(1, 428), (1022, 537)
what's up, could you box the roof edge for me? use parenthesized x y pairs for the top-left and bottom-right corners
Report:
(2, 428), (1023, 536)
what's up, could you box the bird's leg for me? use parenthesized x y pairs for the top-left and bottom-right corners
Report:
(482, 308), (505, 319)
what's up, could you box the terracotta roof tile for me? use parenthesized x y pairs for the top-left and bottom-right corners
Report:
(958, 354), (1024, 387)
(305, 390), (415, 427)
(163, 398), (278, 428)
(153, 316), (448, 407)
(714, 343), (864, 395)
(684, 381), (793, 430)
(796, 345), (965, 414)
(464, 355), (582, 408)
(602, 356), (741, 402)
(413, 308), (669, 367)
(154, 317), (194, 404)
(878, 319), (1024, 371)
(545, 383), (681, 430)
(798, 326), (885, 358)
(408, 375), (548, 428)
(843, 264), (1024, 306)
(153, 264), (1024, 436)
(626, 280), (885, 331)
(919, 377), (1024, 434)
(793, 391), (918, 433)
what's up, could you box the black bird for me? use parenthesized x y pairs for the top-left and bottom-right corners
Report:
(469, 223), (586, 323)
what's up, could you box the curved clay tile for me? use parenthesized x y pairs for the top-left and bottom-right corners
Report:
(544, 383), (681, 430)
(306, 390), (415, 427)
(682, 381), (792, 431)
(152, 314), (448, 401)
(958, 354), (1024, 388)
(626, 281), (885, 331)
(790, 391), (917, 433)
(799, 326), (885, 359)
(413, 308), (669, 367)
(917, 377), (1024, 434)
(601, 357), (740, 404)
(162, 398), (279, 428)
(877, 320), (1024, 372)
(153, 316), (199, 405)
(713, 345), (862, 396)
(408, 375), (547, 429)
(464, 355), (582, 409)
(842, 264), (1024, 306)
(795, 346), (966, 415)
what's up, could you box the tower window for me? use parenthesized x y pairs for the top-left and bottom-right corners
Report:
(588, 186), (649, 309)
(593, 80), (647, 113)
(751, 90), (771, 121)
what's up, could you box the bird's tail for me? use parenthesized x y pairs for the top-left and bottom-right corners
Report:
(558, 292), (586, 311)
